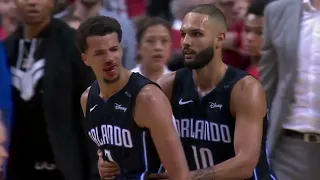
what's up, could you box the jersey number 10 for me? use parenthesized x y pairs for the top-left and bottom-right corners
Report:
(192, 145), (214, 169)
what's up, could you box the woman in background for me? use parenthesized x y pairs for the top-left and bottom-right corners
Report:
(131, 17), (172, 82)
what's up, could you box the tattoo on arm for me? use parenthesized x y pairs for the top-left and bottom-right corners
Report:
(191, 167), (215, 180)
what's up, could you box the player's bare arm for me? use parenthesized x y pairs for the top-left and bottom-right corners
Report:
(134, 84), (191, 180)
(156, 72), (176, 100)
(190, 76), (267, 180)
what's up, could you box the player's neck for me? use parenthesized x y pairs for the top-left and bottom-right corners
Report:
(23, 17), (50, 40)
(74, 2), (101, 21)
(193, 57), (227, 92)
(140, 64), (164, 82)
(250, 55), (260, 66)
(98, 69), (132, 100)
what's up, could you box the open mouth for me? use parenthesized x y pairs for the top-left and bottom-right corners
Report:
(184, 54), (195, 60)
(103, 65), (117, 77)
(183, 48), (196, 60)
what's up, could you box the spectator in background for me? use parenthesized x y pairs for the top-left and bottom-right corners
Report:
(241, 0), (268, 79)
(0, 0), (18, 40)
(126, 0), (146, 18)
(62, 0), (137, 69)
(53, 0), (74, 18)
(64, 15), (81, 29)
(4, 0), (94, 180)
(259, 0), (320, 179)
(131, 17), (171, 81)
(216, 0), (249, 70)
(102, 0), (128, 18)
(147, 0), (173, 22)
(232, 0), (251, 22)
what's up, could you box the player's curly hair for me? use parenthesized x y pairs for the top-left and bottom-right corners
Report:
(76, 16), (122, 53)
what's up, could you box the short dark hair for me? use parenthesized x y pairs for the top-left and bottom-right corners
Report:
(136, 16), (171, 44)
(76, 16), (122, 53)
(247, 0), (270, 17)
(189, 4), (228, 29)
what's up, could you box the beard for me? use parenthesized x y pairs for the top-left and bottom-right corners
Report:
(183, 45), (214, 69)
(80, 0), (99, 8)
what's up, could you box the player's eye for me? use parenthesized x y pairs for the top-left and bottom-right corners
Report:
(193, 32), (202, 37)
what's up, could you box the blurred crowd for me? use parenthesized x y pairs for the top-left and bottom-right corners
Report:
(0, 0), (320, 180)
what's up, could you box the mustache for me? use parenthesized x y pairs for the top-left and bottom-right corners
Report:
(183, 48), (197, 54)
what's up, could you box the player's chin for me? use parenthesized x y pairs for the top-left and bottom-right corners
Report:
(102, 74), (120, 84)
(184, 60), (200, 69)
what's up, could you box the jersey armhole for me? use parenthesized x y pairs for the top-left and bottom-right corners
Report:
(85, 81), (98, 118)
(170, 68), (187, 105)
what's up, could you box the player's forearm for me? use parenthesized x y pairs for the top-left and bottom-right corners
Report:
(169, 172), (191, 180)
(191, 167), (215, 180)
(191, 156), (255, 180)
(214, 156), (255, 180)
(164, 155), (191, 180)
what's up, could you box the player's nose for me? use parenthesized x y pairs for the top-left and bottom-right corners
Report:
(182, 34), (192, 47)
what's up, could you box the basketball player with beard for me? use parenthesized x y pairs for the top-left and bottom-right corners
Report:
(78, 16), (190, 180)
(99, 4), (277, 180)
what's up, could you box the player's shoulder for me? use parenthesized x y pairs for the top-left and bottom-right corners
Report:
(234, 75), (264, 94)
(157, 71), (176, 88)
(231, 75), (265, 104)
(136, 83), (163, 104)
(157, 71), (176, 100)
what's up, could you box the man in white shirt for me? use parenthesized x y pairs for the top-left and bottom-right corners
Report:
(259, 0), (320, 179)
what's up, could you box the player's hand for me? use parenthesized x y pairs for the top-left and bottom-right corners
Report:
(98, 150), (120, 180)
(147, 172), (168, 179)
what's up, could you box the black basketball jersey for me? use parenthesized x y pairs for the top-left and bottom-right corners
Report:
(84, 73), (162, 180)
(171, 66), (277, 180)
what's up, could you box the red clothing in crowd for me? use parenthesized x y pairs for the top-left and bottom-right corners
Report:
(126, 0), (146, 17)
(222, 21), (248, 70)
(172, 29), (181, 50)
(0, 27), (7, 41)
(246, 65), (260, 79)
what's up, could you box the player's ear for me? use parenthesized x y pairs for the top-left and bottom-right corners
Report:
(81, 54), (90, 66)
(215, 32), (226, 49)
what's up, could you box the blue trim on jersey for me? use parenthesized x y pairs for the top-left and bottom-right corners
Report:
(265, 148), (277, 180)
(253, 168), (258, 180)
(252, 147), (277, 180)
(157, 164), (163, 173)
(140, 131), (148, 180)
